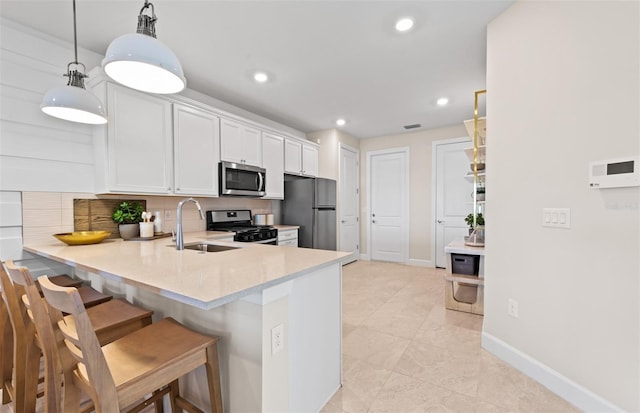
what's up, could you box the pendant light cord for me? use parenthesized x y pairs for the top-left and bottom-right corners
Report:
(72, 0), (78, 65)
(66, 0), (87, 88)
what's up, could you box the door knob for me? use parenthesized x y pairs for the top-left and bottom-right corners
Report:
(437, 220), (444, 224)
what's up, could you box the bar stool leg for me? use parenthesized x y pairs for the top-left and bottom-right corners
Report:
(205, 344), (224, 413)
(168, 380), (180, 412)
(0, 302), (11, 405)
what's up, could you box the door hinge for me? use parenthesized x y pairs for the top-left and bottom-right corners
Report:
(356, 188), (359, 195)
(356, 244), (359, 250)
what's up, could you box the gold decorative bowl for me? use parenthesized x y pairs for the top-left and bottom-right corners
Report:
(53, 231), (111, 246)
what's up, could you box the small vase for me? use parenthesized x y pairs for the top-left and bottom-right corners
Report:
(118, 223), (140, 240)
(139, 222), (154, 238)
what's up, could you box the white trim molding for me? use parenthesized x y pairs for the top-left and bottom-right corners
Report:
(407, 259), (433, 268)
(482, 332), (623, 413)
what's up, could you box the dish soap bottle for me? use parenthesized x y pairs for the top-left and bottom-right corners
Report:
(153, 211), (162, 234)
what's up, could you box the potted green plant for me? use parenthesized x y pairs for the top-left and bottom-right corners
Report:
(112, 201), (144, 239)
(464, 212), (485, 234)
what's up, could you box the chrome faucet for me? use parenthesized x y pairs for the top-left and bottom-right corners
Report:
(176, 198), (205, 250)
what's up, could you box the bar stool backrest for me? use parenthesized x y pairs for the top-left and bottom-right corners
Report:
(3, 261), (69, 413)
(38, 275), (119, 412)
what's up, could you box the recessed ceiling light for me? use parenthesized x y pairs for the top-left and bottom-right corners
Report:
(336, 118), (346, 127)
(395, 17), (414, 32)
(253, 72), (268, 83)
(437, 97), (449, 106)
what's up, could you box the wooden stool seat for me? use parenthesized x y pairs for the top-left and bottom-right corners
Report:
(80, 299), (153, 345)
(38, 274), (84, 290)
(73, 285), (112, 309)
(90, 318), (218, 409)
(39, 275), (223, 413)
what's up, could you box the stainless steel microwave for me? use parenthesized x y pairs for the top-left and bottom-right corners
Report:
(219, 161), (266, 197)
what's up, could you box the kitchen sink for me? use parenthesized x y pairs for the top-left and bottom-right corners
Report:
(177, 243), (240, 253)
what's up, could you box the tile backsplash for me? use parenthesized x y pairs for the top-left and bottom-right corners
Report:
(22, 192), (279, 245)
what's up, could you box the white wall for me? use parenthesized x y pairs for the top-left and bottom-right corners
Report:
(484, 2), (639, 411)
(358, 124), (467, 264)
(307, 128), (360, 181)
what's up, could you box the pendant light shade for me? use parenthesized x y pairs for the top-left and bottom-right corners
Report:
(41, 0), (107, 125)
(102, 1), (186, 94)
(41, 81), (107, 125)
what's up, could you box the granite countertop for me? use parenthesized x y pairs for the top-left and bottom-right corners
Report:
(24, 231), (347, 310)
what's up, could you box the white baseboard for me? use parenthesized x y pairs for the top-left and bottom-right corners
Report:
(406, 259), (433, 267)
(482, 332), (623, 413)
(359, 253), (370, 261)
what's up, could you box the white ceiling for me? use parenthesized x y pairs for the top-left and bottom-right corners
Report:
(0, 1), (513, 138)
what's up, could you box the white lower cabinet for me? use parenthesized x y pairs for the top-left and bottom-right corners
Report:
(277, 229), (298, 247)
(262, 132), (284, 199)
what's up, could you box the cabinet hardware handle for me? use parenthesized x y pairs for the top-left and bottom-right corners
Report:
(372, 220), (376, 223)
(372, 213), (376, 217)
(341, 220), (346, 223)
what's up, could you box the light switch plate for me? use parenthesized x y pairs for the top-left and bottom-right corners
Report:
(542, 208), (571, 229)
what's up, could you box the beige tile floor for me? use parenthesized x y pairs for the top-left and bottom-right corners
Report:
(2, 260), (578, 413)
(322, 260), (578, 413)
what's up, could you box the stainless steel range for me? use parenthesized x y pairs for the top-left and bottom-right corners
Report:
(206, 210), (278, 244)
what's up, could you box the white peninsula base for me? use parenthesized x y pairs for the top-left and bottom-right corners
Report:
(76, 261), (341, 412)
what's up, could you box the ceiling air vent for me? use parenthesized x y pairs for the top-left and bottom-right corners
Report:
(404, 123), (421, 130)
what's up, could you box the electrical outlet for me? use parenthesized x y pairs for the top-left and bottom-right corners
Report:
(508, 299), (519, 318)
(271, 324), (284, 355)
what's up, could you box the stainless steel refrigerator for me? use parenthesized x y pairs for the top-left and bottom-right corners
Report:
(283, 178), (336, 250)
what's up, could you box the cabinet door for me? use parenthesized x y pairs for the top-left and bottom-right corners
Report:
(302, 144), (319, 177)
(173, 104), (220, 196)
(262, 133), (284, 199)
(284, 139), (302, 174)
(107, 83), (173, 193)
(242, 125), (262, 167)
(220, 118), (244, 164)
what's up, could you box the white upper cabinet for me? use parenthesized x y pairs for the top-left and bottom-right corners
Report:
(262, 132), (285, 199)
(173, 104), (220, 196)
(220, 118), (262, 167)
(302, 144), (319, 177)
(284, 139), (302, 174)
(285, 138), (318, 177)
(98, 83), (173, 194)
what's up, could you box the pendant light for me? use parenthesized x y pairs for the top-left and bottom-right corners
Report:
(40, 0), (107, 125)
(102, 0), (186, 94)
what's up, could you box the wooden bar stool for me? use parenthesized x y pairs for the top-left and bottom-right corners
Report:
(0, 290), (13, 406)
(38, 274), (224, 413)
(1, 262), (154, 413)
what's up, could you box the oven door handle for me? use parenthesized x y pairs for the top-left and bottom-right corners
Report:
(251, 238), (277, 245)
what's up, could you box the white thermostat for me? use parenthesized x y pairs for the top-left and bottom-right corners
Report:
(589, 156), (640, 189)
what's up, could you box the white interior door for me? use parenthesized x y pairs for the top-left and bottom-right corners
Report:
(435, 140), (473, 267)
(339, 145), (359, 264)
(369, 149), (408, 263)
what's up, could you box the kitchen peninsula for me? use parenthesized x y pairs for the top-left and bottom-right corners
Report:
(24, 232), (348, 412)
